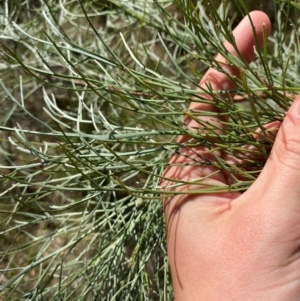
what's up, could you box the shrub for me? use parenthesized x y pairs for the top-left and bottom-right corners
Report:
(0, 0), (298, 300)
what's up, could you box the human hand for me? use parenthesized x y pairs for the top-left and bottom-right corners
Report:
(162, 11), (300, 301)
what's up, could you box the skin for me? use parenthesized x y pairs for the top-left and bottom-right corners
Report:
(162, 11), (300, 301)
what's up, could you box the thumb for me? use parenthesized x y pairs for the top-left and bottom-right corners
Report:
(247, 96), (300, 204)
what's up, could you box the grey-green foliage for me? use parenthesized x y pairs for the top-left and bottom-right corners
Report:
(0, 0), (299, 300)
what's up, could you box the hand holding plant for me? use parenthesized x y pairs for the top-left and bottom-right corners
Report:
(163, 11), (300, 301)
(1, 1), (299, 299)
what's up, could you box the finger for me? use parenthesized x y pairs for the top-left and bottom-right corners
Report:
(219, 121), (281, 185)
(182, 11), (271, 142)
(245, 96), (300, 208)
(198, 10), (271, 95)
(166, 11), (272, 187)
(163, 11), (272, 194)
(253, 121), (281, 142)
(243, 120), (281, 163)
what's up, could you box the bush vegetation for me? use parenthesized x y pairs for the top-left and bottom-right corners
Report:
(0, 0), (298, 300)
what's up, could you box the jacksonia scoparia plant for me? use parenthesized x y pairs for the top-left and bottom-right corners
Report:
(0, 0), (299, 300)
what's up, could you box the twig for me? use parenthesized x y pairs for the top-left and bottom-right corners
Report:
(30, 70), (296, 101)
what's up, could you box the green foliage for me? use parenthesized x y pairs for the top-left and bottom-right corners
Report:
(0, 0), (298, 300)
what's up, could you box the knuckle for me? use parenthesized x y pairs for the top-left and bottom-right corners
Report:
(273, 129), (300, 169)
